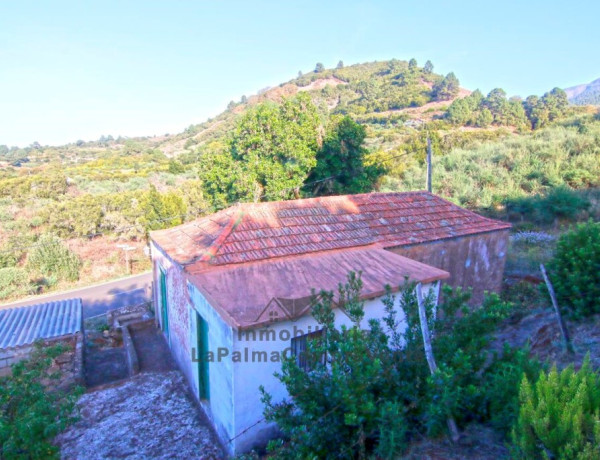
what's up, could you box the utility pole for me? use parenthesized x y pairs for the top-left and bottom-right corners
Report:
(117, 244), (136, 275)
(426, 136), (433, 193)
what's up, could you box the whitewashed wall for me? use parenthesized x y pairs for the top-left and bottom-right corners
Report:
(187, 282), (235, 454)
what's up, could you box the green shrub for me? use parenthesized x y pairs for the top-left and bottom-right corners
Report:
(0, 267), (30, 300)
(260, 275), (536, 458)
(548, 221), (600, 318)
(506, 186), (590, 225)
(0, 343), (82, 459)
(26, 234), (81, 282)
(512, 356), (600, 459)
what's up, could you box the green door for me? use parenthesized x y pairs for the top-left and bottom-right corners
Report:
(196, 312), (209, 400)
(159, 268), (169, 336)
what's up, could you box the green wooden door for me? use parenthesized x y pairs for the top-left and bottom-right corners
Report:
(159, 268), (169, 336)
(196, 312), (209, 400)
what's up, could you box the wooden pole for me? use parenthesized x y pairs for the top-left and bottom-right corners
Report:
(416, 283), (460, 442)
(540, 264), (573, 354)
(426, 137), (433, 193)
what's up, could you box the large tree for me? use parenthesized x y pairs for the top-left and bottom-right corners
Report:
(199, 93), (323, 204)
(308, 115), (385, 196)
(433, 72), (460, 101)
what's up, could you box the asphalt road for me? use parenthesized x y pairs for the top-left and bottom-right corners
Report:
(0, 272), (153, 319)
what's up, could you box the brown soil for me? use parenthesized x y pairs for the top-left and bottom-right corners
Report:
(402, 424), (509, 459)
(493, 307), (600, 370)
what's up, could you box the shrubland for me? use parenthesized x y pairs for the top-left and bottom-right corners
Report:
(260, 274), (541, 459)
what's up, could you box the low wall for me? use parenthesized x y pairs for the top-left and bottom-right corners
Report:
(0, 333), (84, 391)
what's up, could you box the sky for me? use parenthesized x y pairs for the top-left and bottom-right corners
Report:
(0, 0), (598, 147)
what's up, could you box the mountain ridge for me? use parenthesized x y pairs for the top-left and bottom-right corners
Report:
(565, 77), (600, 105)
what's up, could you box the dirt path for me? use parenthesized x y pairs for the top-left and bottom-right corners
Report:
(56, 371), (223, 459)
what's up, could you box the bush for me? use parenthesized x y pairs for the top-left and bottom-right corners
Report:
(506, 186), (590, 225)
(0, 343), (82, 459)
(548, 221), (600, 318)
(512, 356), (600, 459)
(26, 234), (81, 282)
(260, 275), (537, 458)
(0, 267), (30, 300)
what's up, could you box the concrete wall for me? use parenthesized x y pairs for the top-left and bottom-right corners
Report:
(229, 282), (440, 454)
(387, 230), (509, 305)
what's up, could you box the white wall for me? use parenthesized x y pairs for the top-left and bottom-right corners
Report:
(229, 282), (440, 454)
(187, 282), (236, 455)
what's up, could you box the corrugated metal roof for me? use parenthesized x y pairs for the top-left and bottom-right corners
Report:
(0, 298), (82, 349)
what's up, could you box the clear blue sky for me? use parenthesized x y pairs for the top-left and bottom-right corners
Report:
(1, 0), (598, 147)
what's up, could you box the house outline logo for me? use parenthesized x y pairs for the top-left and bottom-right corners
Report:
(254, 296), (316, 325)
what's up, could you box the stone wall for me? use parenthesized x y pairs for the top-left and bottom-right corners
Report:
(0, 333), (84, 391)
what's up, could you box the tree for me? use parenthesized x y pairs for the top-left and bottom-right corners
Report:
(308, 115), (385, 196)
(408, 58), (418, 70)
(446, 98), (472, 125)
(297, 70), (303, 78)
(475, 108), (493, 127)
(139, 186), (187, 233)
(423, 60), (434, 74)
(227, 100), (236, 111)
(432, 72), (460, 101)
(240, 95), (248, 104)
(336, 60), (344, 69)
(200, 93), (323, 204)
(314, 62), (325, 73)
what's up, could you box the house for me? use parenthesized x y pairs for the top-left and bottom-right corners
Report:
(0, 298), (83, 385)
(149, 191), (510, 455)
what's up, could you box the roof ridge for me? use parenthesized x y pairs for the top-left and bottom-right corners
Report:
(197, 206), (245, 263)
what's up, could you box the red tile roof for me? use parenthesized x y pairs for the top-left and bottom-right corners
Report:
(187, 246), (450, 329)
(151, 191), (510, 270)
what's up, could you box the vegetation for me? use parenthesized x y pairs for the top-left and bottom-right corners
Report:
(260, 273), (540, 458)
(447, 87), (568, 130)
(26, 234), (82, 283)
(0, 58), (596, 302)
(512, 356), (600, 459)
(0, 344), (82, 459)
(548, 221), (600, 318)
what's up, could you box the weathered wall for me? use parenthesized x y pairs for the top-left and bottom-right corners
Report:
(229, 282), (440, 454)
(188, 282), (235, 455)
(151, 242), (234, 456)
(0, 334), (84, 391)
(387, 230), (509, 305)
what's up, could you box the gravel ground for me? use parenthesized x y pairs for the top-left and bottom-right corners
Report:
(56, 371), (224, 459)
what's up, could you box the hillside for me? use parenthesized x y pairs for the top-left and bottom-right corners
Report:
(565, 77), (600, 105)
(0, 58), (598, 303)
